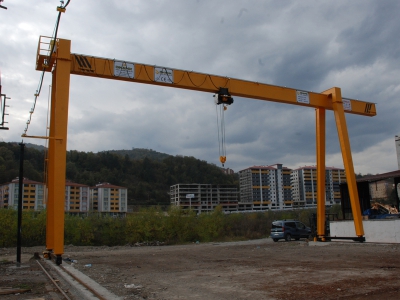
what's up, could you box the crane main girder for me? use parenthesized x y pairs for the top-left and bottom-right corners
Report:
(69, 54), (376, 116)
(36, 47), (376, 117)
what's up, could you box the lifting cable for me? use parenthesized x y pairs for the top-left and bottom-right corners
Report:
(215, 103), (227, 166)
(42, 84), (52, 205)
(214, 88), (233, 167)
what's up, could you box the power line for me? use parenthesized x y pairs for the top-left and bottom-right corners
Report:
(23, 1), (71, 136)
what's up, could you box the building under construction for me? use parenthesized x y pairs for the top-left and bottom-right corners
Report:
(170, 184), (238, 214)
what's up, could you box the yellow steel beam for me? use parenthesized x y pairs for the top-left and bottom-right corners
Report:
(46, 39), (71, 263)
(37, 51), (376, 117)
(316, 108), (326, 238)
(46, 68), (57, 253)
(323, 87), (364, 237)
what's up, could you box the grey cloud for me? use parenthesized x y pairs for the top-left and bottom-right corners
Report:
(238, 8), (248, 18)
(1, 0), (399, 174)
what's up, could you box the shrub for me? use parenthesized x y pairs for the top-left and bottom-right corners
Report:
(0, 207), (319, 247)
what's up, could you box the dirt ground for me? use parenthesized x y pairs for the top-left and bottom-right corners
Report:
(1, 238), (400, 299)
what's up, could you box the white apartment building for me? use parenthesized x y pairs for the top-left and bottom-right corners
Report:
(0, 178), (45, 210)
(90, 182), (128, 214)
(291, 166), (345, 207)
(65, 181), (90, 213)
(238, 164), (292, 211)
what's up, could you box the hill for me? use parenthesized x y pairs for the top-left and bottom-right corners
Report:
(104, 148), (171, 162)
(0, 142), (237, 206)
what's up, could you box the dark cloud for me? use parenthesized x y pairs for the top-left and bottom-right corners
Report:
(1, 0), (399, 174)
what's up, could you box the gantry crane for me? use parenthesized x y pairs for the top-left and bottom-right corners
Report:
(26, 35), (376, 264)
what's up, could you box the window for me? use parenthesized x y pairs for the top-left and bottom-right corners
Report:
(285, 222), (296, 228)
(272, 222), (282, 228)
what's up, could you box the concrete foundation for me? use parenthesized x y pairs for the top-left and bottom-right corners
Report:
(330, 219), (400, 243)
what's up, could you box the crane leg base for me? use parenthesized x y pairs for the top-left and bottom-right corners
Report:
(55, 255), (63, 265)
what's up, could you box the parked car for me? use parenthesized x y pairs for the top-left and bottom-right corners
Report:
(270, 220), (311, 242)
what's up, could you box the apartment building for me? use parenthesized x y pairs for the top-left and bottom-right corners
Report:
(90, 182), (128, 214)
(221, 167), (235, 175)
(291, 166), (345, 207)
(170, 184), (238, 213)
(0, 179), (128, 213)
(326, 168), (345, 204)
(65, 181), (90, 213)
(238, 164), (292, 211)
(0, 177), (45, 210)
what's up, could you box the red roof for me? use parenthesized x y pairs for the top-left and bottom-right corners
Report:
(240, 164), (291, 172)
(293, 166), (344, 171)
(91, 182), (126, 189)
(354, 170), (400, 183)
(65, 181), (90, 187)
(10, 177), (44, 185)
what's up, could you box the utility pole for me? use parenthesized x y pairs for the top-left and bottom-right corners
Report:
(17, 142), (25, 265)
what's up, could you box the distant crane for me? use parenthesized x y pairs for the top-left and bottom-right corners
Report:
(0, 0), (7, 10)
(0, 69), (9, 130)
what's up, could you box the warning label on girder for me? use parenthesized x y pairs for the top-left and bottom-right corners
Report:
(343, 98), (352, 111)
(114, 61), (134, 78)
(155, 67), (173, 83)
(296, 90), (309, 104)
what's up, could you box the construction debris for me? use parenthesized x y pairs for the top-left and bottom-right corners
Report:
(363, 202), (400, 219)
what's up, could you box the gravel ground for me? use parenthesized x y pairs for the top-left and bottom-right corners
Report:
(1, 239), (400, 299)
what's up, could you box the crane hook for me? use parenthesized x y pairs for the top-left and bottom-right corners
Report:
(215, 88), (233, 167)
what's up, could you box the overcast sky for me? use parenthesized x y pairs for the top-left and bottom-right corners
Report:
(1, 0), (399, 174)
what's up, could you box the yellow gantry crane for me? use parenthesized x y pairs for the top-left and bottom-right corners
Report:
(27, 35), (376, 264)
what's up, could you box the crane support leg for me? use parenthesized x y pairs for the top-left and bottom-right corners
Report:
(316, 107), (326, 239)
(323, 87), (364, 237)
(46, 39), (71, 264)
(46, 69), (57, 254)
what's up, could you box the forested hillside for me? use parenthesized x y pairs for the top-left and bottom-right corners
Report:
(106, 148), (171, 161)
(0, 142), (237, 205)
